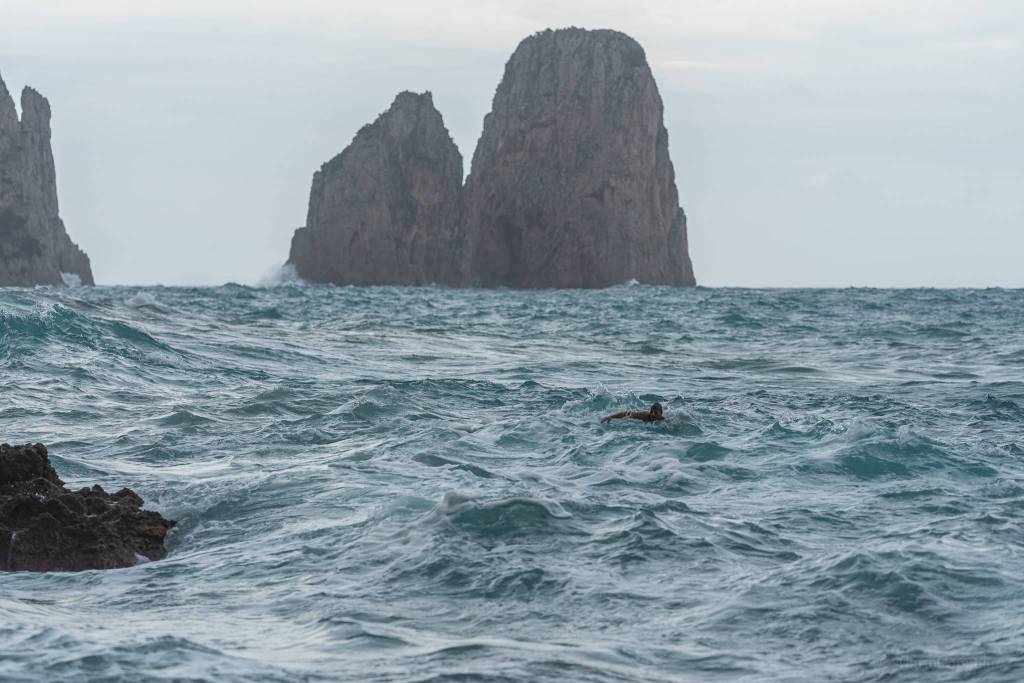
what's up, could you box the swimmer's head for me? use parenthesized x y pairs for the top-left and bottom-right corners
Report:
(650, 402), (663, 418)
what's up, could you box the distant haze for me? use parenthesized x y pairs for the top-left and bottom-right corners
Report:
(2, 0), (1021, 287)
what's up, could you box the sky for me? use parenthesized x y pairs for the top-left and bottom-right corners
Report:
(1, 0), (1022, 287)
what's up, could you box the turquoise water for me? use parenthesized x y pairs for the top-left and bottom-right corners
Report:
(1, 285), (1023, 682)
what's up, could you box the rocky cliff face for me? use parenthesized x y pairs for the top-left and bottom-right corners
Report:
(0, 73), (93, 286)
(288, 29), (695, 288)
(463, 28), (694, 288)
(288, 91), (465, 286)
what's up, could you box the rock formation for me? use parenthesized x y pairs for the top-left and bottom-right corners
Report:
(288, 91), (465, 285)
(0, 73), (93, 286)
(287, 28), (696, 288)
(0, 443), (174, 572)
(463, 28), (694, 288)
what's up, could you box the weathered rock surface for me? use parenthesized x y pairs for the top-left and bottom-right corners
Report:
(463, 28), (695, 288)
(0, 73), (93, 287)
(287, 29), (696, 288)
(0, 443), (174, 572)
(288, 91), (465, 285)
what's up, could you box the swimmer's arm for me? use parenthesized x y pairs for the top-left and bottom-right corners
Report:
(601, 411), (629, 423)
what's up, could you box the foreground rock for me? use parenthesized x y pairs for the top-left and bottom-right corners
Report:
(0, 443), (174, 572)
(288, 91), (465, 285)
(0, 73), (93, 286)
(464, 28), (695, 288)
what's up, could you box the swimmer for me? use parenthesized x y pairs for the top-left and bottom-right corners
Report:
(601, 402), (664, 424)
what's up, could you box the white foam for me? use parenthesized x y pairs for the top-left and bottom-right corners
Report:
(60, 272), (82, 287)
(7, 531), (17, 569)
(451, 415), (495, 433)
(127, 291), (160, 308)
(843, 417), (879, 442)
(256, 263), (305, 287)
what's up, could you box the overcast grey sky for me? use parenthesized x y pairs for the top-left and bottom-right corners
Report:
(2, 0), (1022, 287)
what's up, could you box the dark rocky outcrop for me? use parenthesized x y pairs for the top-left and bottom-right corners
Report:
(0, 443), (174, 572)
(288, 91), (465, 285)
(463, 28), (694, 288)
(0, 73), (93, 287)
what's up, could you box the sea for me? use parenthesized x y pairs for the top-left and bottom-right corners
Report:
(1, 284), (1022, 682)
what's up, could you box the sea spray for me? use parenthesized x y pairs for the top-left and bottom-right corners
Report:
(6, 531), (16, 570)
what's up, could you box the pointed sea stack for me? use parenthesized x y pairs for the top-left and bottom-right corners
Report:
(0, 73), (93, 286)
(288, 91), (465, 285)
(464, 28), (695, 288)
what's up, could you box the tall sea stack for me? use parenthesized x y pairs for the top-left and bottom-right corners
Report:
(464, 28), (694, 288)
(286, 28), (696, 288)
(288, 91), (465, 286)
(0, 73), (93, 286)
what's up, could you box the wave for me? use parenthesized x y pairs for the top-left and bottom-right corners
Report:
(0, 303), (177, 359)
(4, 286), (1024, 682)
(437, 494), (573, 540)
(126, 291), (168, 312)
(791, 422), (998, 480)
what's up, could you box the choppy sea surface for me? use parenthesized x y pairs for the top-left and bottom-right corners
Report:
(1, 285), (1023, 682)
